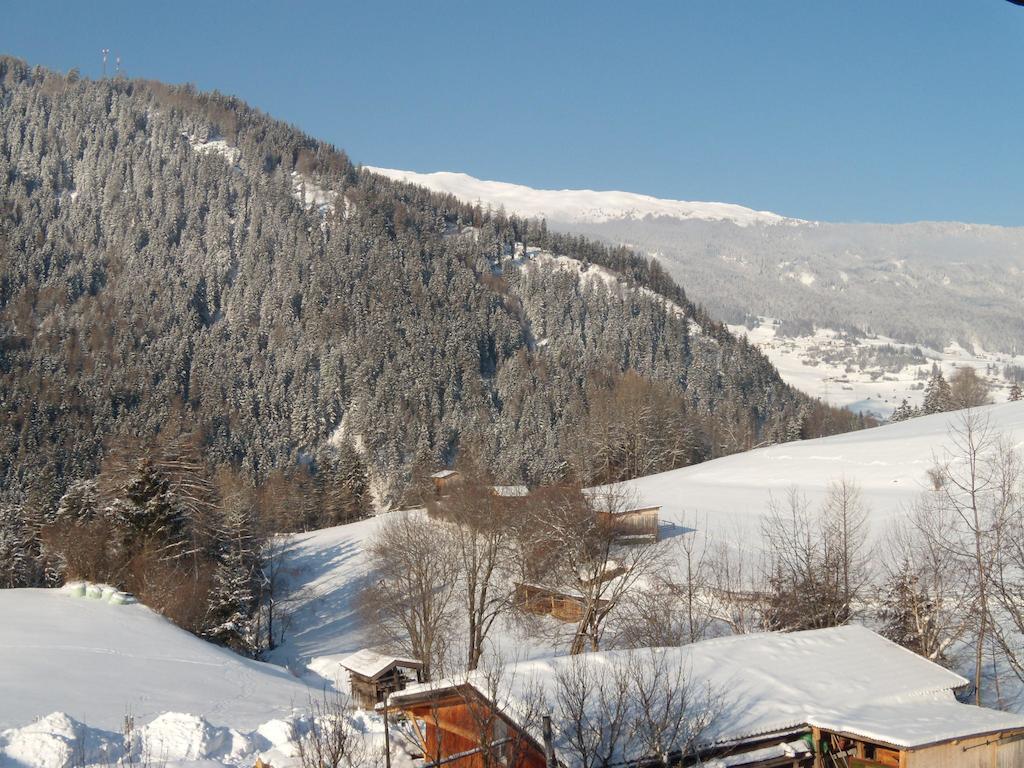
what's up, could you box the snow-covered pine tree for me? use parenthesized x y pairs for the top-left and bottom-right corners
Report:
(1011, 383), (1023, 402)
(922, 371), (953, 415)
(205, 490), (260, 655)
(55, 479), (100, 523)
(0, 503), (33, 588)
(890, 399), (917, 422)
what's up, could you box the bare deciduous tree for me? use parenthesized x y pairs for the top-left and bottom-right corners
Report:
(297, 692), (380, 768)
(879, 516), (973, 663)
(440, 475), (519, 672)
(364, 513), (459, 680)
(915, 410), (1004, 703)
(552, 650), (723, 768)
(761, 481), (869, 631)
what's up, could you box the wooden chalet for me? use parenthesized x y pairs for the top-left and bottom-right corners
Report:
(390, 626), (1024, 768)
(338, 649), (422, 710)
(515, 561), (624, 623)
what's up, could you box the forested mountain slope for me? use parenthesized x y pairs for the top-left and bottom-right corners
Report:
(0, 58), (859, 508)
(371, 168), (1024, 355)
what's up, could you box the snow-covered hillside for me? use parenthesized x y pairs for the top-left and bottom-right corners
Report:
(0, 589), (315, 732)
(265, 514), (557, 689)
(0, 588), (362, 767)
(614, 401), (1024, 541)
(366, 167), (796, 227)
(273, 405), (1024, 683)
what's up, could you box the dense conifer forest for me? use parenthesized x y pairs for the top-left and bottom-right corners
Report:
(0, 58), (868, 643)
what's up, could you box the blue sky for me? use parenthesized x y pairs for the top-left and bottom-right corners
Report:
(2, 1), (1022, 224)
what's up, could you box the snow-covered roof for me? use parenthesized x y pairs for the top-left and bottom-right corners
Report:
(492, 485), (529, 497)
(807, 698), (1024, 749)
(392, 626), (1024, 762)
(430, 469), (458, 479)
(339, 649), (421, 679)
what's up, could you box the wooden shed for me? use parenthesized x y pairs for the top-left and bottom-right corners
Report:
(513, 582), (611, 623)
(597, 504), (660, 540)
(338, 649), (423, 710)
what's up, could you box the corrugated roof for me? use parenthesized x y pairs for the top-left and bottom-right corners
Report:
(338, 648), (421, 679)
(392, 626), (1023, 763)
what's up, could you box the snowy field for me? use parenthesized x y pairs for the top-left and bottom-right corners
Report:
(730, 319), (1024, 418)
(616, 401), (1024, 541)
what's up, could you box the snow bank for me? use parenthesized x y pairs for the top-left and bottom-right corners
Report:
(0, 589), (316, 732)
(0, 710), (327, 768)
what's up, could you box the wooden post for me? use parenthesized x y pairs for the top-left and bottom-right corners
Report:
(542, 714), (557, 768)
(383, 695), (392, 768)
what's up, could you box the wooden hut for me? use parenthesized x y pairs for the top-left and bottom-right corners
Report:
(430, 469), (461, 496)
(597, 504), (660, 540)
(338, 649), (422, 710)
(391, 626), (1024, 768)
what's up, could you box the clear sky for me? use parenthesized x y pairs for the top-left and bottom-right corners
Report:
(2, 1), (1022, 224)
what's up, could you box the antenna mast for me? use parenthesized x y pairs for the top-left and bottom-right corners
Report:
(101, 48), (109, 78)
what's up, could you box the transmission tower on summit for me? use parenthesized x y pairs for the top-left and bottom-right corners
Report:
(101, 48), (109, 78)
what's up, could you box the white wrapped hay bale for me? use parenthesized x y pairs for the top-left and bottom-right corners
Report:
(100, 585), (118, 602)
(62, 581), (86, 598)
(86, 584), (104, 600)
(108, 591), (134, 605)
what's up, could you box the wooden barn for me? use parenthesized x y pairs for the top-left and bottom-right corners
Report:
(338, 649), (422, 710)
(390, 626), (1024, 768)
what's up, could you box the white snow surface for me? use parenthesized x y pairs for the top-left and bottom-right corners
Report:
(612, 401), (1024, 544)
(366, 167), (798, 227)
(393, 625), (1022, 757)
(0, 588), (316, 732)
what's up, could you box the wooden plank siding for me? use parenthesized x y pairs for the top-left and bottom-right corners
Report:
(403, 690), (547, 768)
(597, 506), (660, 540)
(513, 583), (610, 623)
(904, 731), (1024, 768)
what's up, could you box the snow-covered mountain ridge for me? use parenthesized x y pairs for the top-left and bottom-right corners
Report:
(368, 167), (1024, 361)
(366, 167), (798, 227)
